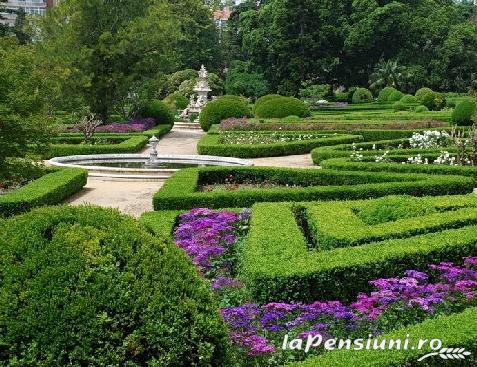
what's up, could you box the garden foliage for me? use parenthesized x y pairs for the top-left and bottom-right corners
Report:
(0, 206), (230, 365)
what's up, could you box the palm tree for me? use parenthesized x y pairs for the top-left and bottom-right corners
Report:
(369, 60), (404, 90)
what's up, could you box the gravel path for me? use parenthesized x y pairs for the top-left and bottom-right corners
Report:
(67, 127), (319, 216)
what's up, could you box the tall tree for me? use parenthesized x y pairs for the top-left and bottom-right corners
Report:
(168, 0), (221, 71)
(0, 38), (52, 177)
(241, 0), (346, 94)
(37, 0), (180, 121)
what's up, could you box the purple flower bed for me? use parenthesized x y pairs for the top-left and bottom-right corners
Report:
(67, 118), (156, 133)
(172, 208), (477, 364)
(173, 208), (250, 293)
(221, 258), (477, 360)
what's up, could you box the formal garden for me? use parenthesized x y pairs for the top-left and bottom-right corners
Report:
(2, 0), (477, 366)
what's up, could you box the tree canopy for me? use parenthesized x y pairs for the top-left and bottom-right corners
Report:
(228, 0), (477, 94)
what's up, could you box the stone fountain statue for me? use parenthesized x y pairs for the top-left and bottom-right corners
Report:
(180, 65), (212, 121)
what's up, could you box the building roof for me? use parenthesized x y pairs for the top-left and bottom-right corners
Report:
(213, 8), (232, 22)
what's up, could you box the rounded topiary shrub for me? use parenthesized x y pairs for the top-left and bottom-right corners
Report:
(146, 100), (175, 125)
(393, 101), (407, 111)
(334, 91), (349, 102)
(452, 99), (477, 126)
(199, 95), (251, 131)
(377, 86), (397, 103)
(415, 105), (429, 113)
(351, 88), (373, 104)
(387, 90), (404, 102)
(0, 206), (230, 366)
(400, 94), (418, 104)
(421, 91), (446, 111)
(415, 87), (434, 103)
(253, 94), (282, 115)
(254, 96), (311, 119)
(163, 93), (188, 110)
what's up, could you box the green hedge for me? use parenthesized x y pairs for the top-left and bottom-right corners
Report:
(152, 167), (474, 210)
(59, 124), (172, 139)
(142, 123), (173, 137)
(197, 133), (362, 158)
(46, 135), (149, 158)
(242, 200), (477, 303)
(310, 134), (458, 164)
(290, 306), (477, 367)
(0, 168), (87, 217)
(140, 210), (181, 240)
(306, 195), (477, 250)
(0, 205), (230, 366)
(320, 156), (477, 182)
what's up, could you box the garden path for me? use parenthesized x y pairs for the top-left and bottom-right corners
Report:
(67, 127), (316, 217)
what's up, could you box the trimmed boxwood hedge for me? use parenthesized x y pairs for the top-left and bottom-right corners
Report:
(152, 167), (474, 210)
(46, 135), (149, 158)
(320, 156), (477, 182)
(243, 200), (477, 303)
(0, 205), (231, 366)
(289, 306), (477, 367)
(452, 98), (477, 126)
(197, 133), (362, 158)
(309, 132), (460, 164)
(306, 195), (477, 250)
(377, 87), (397, 103)
(0, 168), (87, 217)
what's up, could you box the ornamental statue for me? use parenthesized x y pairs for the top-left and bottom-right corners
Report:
(180, 65), (212, 121)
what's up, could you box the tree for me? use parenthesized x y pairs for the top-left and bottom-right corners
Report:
(168, 0), (221, 71)
(241, 0), (346, 95)
(225, 60), (268, 98)
(12, 8), (31, 44)
(37, 0), (180, 122)
(0, 39), (52, 178)
(369, 60), (405, 90)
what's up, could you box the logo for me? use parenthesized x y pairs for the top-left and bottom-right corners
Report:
(417, 347), (471, 362)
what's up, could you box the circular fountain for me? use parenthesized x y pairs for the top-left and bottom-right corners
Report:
(48, 135), (253, 181)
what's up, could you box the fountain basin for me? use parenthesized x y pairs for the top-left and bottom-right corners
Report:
(48, 154), (253, 181)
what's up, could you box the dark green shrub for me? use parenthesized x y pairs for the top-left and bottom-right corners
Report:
(254, 96), (311, 118)
(421, 91), (446, 111)
(415, 87), (433, 102)
(163, 93), (188, 110)
(346, 87), (358, 102)
(377, 86), (397, 103)
(199, 95), (251, 131)
(253, 94), (281, 115)
(393, 101), (407, 111)
(415, 105), (429, 113)
(0, 206), (230, 366)
(0, 168), (87, 217)
(446, 100), (457, 108)
(400, 94), (418, 104)
(351, 88), (373, 104)
(452, 99), (477, 126)
(334, 91), (349, 102)
(146, 100), (174, 125)
(387, 90), (404, 102)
